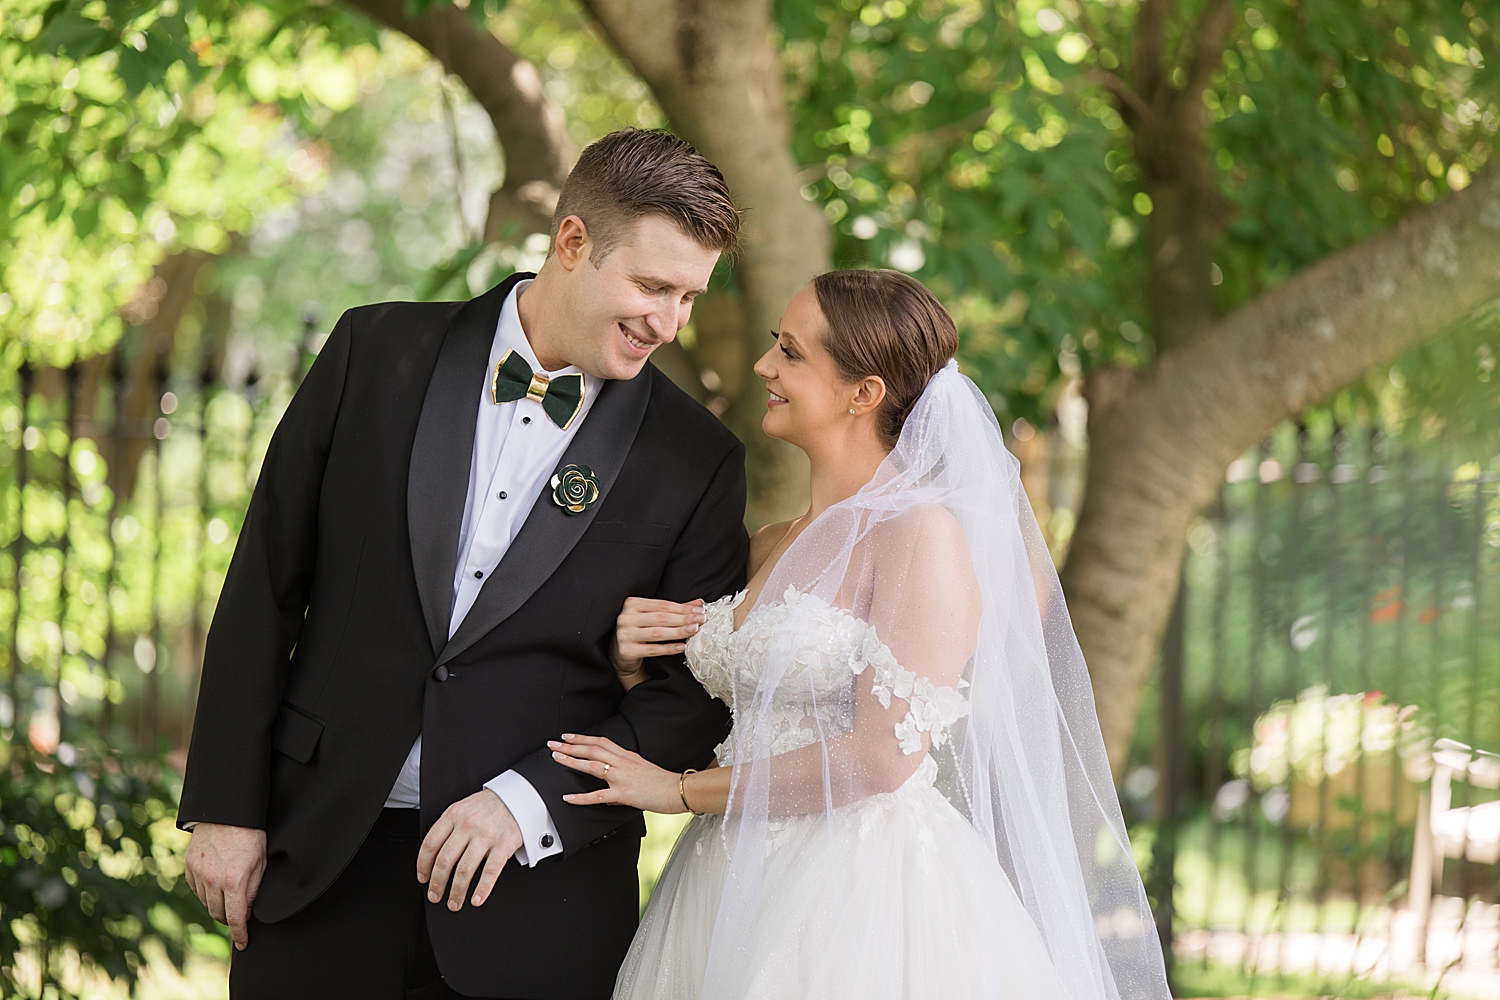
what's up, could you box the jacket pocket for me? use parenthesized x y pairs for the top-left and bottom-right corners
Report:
(270, 702), (326, 763)
(586, 521), (671, 546)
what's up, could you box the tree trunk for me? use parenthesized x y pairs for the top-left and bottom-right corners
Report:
(580, 0), (830, 527)
(106, 251), (210, 499)
(1064, 163), (1500, 775)
(1117, 0), (1235, 351)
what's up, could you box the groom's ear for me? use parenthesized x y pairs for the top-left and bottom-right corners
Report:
(553, 215), (593, 271)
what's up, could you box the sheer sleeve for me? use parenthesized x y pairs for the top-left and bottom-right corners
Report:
(728, 504), (980, 816)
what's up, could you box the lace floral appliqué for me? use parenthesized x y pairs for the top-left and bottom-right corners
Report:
(685, 585), (971, 760)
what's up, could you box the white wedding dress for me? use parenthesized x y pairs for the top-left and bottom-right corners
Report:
(613, 587), (1075, 1000)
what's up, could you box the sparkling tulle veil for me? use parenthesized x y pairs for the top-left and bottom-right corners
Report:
(698, 361), (1171, 1000)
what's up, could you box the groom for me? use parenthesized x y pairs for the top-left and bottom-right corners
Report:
(179, 129), (747, 999)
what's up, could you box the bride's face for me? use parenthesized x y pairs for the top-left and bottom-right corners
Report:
(754, 285), (862, 448)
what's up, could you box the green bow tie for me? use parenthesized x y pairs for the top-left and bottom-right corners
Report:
(490, 349), (586, 429)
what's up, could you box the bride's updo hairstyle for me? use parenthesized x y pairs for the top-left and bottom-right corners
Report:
(811, 269), (958, 448)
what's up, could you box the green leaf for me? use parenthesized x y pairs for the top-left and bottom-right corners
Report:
(72, 200), (99, 240)
(115, 47), (151, 96)
(36, 14), (114, 59)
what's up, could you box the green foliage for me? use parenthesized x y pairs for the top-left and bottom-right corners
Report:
(1187, 0), (1499, 303)
(1383, 310), (1500, 451)
(779, 0), (1137, 426)
(0, 0), (376, 365)
(0, 739), (214, 997)
(490, 0), (664, 146)
(215, 37), (498, 348)
(776, 0), (1500, 433)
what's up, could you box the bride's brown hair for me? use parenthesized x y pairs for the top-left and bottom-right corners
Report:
(811, 269), (959, 447)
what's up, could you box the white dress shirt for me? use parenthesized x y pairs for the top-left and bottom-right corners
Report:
(384, 279), (599, 867)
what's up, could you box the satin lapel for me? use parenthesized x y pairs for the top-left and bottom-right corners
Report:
(435, 366), (654, 667)
(407, 273), (530, 657)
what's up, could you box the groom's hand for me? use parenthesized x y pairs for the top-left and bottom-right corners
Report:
(184, 823), (267, 951)
(418, 791), (523, 910)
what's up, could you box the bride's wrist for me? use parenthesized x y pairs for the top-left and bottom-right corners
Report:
(679, 769), (702, 815)
(612, 659), (648, 689)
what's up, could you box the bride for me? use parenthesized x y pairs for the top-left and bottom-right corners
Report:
(547, 269), (1170, 1000)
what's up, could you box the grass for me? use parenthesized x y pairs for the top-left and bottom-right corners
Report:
(1164, 813), (1408, 936)
(1174, 961), (1463, 999)
(639, 809), (694, 912)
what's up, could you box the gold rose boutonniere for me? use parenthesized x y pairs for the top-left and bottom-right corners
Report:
(550, 463), (600, 515)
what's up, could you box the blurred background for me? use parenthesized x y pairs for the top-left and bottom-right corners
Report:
(1, 0), (1499, 996)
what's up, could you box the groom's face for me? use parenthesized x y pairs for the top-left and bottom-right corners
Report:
(556, 214), (720, 381)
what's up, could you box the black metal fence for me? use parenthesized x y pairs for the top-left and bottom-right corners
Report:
(0, 347), (307, 763)
(1143, 421), (1500, 993)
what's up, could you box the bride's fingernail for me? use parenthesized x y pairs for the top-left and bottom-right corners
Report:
(553, 751), (564, 759)
(561, 733), (576, 740)
(547, 740), (561, 748)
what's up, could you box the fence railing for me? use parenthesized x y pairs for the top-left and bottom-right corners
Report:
(0, 351), (304, 761)
(1144, 421), (1500, 994)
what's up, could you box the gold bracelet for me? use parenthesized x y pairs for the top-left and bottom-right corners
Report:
(679, 769), (700, 815)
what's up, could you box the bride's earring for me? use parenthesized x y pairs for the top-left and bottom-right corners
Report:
(848, 407), (856, 414)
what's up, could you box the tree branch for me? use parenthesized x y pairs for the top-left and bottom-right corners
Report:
(1172, 173), (1500, 444)
(1171, 0), (1233, 131)
(344, 0), (574, 239)
(1131, 0), (1172, 107)
(1089, 69), (1156, 131)
(1117, 0), (1234, 354)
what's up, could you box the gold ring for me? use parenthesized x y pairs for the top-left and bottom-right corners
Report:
(603, 763), (611, 775)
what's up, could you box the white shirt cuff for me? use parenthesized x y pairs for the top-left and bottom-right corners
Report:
(484, 769), (563, 867)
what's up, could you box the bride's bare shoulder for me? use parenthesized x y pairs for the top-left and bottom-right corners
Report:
(879, 502), (964, 547)
(873, 503), (977, 583)
(747, 519), (798, 578)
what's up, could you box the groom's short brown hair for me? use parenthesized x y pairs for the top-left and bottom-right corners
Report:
(551, 129), (740, 263)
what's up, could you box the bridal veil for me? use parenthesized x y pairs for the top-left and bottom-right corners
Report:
(700, 360), (1171, 1000)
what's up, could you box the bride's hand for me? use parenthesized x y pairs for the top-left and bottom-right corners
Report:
(610, 597), (706, 691)
(549, 734), (687, 814)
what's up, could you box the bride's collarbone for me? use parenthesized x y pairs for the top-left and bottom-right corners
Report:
(734, 517), (805, 630)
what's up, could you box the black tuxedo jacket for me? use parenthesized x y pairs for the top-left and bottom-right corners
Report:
(179, 273), (746, 998)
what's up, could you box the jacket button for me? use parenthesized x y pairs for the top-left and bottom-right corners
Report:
(540, 833), (554, 849)
(434, 665), (449, 682)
